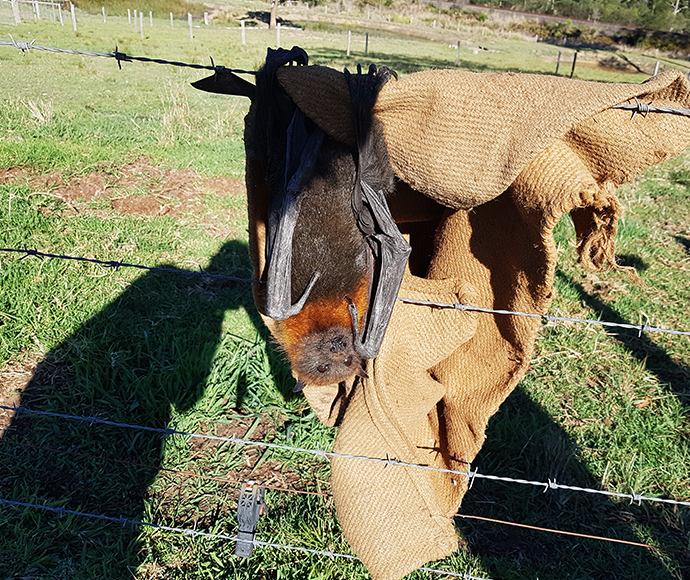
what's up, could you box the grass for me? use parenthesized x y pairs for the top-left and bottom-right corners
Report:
(0, 4), (688, 580)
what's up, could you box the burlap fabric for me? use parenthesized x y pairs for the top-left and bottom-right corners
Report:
(246, 68), (690, 579)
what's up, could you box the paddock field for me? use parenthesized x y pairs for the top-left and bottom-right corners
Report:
(0, 4), (689, 579)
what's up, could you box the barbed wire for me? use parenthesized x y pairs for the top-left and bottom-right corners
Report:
(5, 36), (690, 123)
(611, 97), (690, 120)
(3, 404), (689, 509)
(396, 297), (690, 337)
(3, 247), (688, 336)
(0, 247), (261, 284)
(0, 36), (257, 74)
(0, 497), (492, 580)
(2, 437), (680, 554)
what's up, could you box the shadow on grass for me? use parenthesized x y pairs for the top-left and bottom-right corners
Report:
(0, 239), (292, 578)
(557, 269), (690, 401)
(675, 235), (690, 254)
(458, 388), (689, 580)
(306, 46), (507, 75)
(455, 269), (689, 580)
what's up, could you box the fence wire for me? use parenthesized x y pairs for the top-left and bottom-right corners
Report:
(4, 37), (690, 124)
(1, 436), (681, 555)
(2, 247), (688, 337)
(0, 36), (257, 74)
(0, 497), (492, 580)
(0, 247), (261, 283)
(2, 404), (689, 509)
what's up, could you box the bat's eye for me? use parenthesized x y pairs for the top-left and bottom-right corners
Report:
(343, 355), (353, 367)
(317, 364), (330, 373)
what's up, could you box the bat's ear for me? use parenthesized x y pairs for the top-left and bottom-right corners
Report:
(191, 71), (256, 100)
(277, 65), (356, 147)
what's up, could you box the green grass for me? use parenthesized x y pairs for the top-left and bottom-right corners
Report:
(0, 4), (689, 580)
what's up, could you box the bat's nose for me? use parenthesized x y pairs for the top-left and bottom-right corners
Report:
(329, 335), (347, 353)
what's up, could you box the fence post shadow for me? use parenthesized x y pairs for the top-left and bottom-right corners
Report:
(0, 239), (291, 577)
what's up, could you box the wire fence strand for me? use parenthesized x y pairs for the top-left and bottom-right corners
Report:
(396, 297), (690, 337)
(0, 497), (492, 580)
(3, 404), (689, 509)
(3, 247), (688, 337)
(0, 247), (261, 284)
(0, 36), (257, 74)
(2, 437), (680, 554)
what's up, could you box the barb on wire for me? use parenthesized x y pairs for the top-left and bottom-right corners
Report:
(611, 97), (690, 120)
(0, 497), (492, 580)
(0, 247), (262, 284)
(0, 38), (257, 75)
(3, 404), (689, 509)
(397, 297), (690, 337)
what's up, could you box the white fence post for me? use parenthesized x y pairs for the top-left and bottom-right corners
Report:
(11, 0), (21, 24)
(149, 11), (152, 27)
(188, 13), (193, 38)
(140, 11), (144, 38)
(241, 19), (245, 44)
(35, 0), (40, 20)
(170, 12), (173, 26)
(127, 8), (131, 24)
(204, 11), (208, 25)
(102, 6), (106, 23)
(58, 2), (63, 25)
(134, 9), (137, 31)
(276, 22), (280, 46)
(70, 2), (77, 31)
(347, 30), (351, 56)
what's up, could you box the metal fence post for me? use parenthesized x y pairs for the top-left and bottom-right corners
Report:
(70, 2), (77, 32)
(11, 0), (21, 24)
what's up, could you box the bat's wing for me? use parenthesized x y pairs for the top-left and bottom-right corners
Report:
(264, 107), (324, 320)
(191, 70), (256, 99)
(348, 181), (411, 359)
(258, 47), (326, 321)
(345, 65), (411, 359)
(192, 47), (325, 322)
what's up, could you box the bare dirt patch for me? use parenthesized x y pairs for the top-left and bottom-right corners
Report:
(581, 272), (628, 299)
(0, 167), (27, 184)
(0, 355), (41, 437)
(5, 159), (246, 237)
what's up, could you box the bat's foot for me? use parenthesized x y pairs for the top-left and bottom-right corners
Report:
(344, 63), (397, 112)
(266, 46), (309, 73)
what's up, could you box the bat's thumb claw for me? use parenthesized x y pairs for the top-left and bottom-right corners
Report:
(293, 379), (306, 392)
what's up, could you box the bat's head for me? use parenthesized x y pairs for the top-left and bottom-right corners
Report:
(276, 279), (370, 388)
(290, 325), (365, 387)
